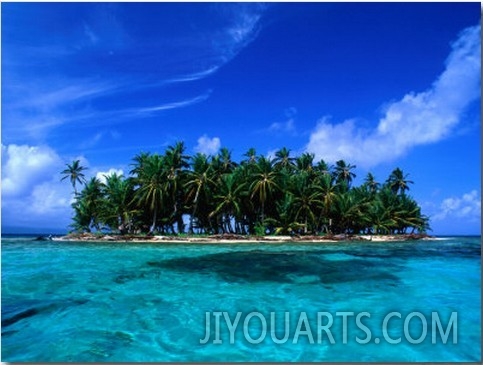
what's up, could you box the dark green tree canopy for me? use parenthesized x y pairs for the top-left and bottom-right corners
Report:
(65, 143), (430, 236)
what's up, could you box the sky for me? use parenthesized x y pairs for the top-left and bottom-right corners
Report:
(1, 2), (481, 235)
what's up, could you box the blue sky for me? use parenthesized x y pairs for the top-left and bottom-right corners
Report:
(1, 2), (481, 235)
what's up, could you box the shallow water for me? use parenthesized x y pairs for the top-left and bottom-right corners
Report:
(1, 236), (481, 361)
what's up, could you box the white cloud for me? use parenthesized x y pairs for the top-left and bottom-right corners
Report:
(306, 24), (480, 168)
(30, 182), (71, 215)
(194, 135), (221, 155)
(1, 144), (77, 230)
(433, 190), (481, 222)
(1, 144), (63, 197)
(96, 168), (124, 184)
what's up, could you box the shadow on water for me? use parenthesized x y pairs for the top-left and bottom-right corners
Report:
(1, 297), (89, 330)
(146, 250), (401, 285)
(110, 240), (480, 286)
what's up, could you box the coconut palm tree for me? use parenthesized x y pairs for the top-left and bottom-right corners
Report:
(102, 173), (136, 234)
(333, 159), (356, 188)
(366, 197), (396, 234)
(133, 154), (166, 233)
(331, 190), (368, 234)
(213, 147), (237, 176)
(364, 173), (380, 195)
(164, 142), (190, 233)
(314, 173), (338, 233)
(315, 159), (332, 176)
(386, 168), (413, 195)
(289, 172), (323, 233)
(76, 177), (104, 231)
(249, 156), (281, 224)
(185, 153), (216, 234)
(242, 147), (257, 166)
(296, 152), (315, 175)
(264, 194), (305, 235)
(61, 159), (88, 195)
(70, 198), (93, 233)
(129, 152), (151, 178)
(273, 147), (296, 172)
(209, 173), (245, 233)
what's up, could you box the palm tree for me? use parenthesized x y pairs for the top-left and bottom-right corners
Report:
(214, 147), (237, 176)
(314, 174), (338, 233)
(185, 153), (216, 234)
(273, 147), (296, 172)
(296, 152), (315, 175)
(210, 173), (245, 233)
(366, 197), (396, 234)
(242, 147), (257, 166)
(315, 159), (332, 176)
(102, 173), (136, 234)
(70, 198), (93, 232)
(289, 172), (322, 234)
(129, 152), (151, 178)
(333, 160), (356, 188)
(364, 173), (380, 194)
(76, 177), (104, 231)
(386, 168), (413, 195)
(61, 159), (88, 195)
(250, 156), (280, 224)
(133, 154), (166, 233)
(264, 194), (305, 235)
(332, 190), (368, 234)
(164, 142), (190, 233)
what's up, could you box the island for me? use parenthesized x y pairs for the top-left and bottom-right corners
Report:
(60, 142), (430, 241)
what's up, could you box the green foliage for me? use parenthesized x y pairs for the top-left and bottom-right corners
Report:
(254, 222), (267, 236)
(64, 142), (430, 236)
(60, 159), (87, 195)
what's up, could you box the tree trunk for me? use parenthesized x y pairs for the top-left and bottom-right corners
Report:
(150, 204), (157, 234)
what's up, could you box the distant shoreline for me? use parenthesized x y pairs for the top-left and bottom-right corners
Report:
(53, 232), (434, 244)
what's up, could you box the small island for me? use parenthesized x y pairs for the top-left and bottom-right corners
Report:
(60, 142), (430, 242)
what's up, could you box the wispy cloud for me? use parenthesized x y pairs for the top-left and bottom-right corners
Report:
(306, 24), (480, 168)
(208, 2), (266, 66)
(133, 91), (212, 115)
(21, 81), (116, 110)
(83, 23), (99, 45)
(269, 119), (296, 134)
(164, 66), (220, 84)
(3, 3), (267, 143)
(259, 107), (298, 136)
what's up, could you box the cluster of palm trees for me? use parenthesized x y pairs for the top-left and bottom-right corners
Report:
(61, 142), (430, 236)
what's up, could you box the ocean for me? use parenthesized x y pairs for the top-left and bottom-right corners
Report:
(1, 235), (481, 361)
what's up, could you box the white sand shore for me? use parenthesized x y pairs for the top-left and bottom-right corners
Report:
(55, 233), (433, 244)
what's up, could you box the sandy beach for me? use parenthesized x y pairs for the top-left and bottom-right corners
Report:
(55, 232), (433, 244)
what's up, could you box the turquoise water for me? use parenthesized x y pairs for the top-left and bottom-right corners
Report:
(1, 236), (481, 362)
